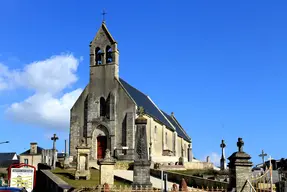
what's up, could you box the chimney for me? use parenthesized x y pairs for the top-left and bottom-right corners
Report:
(30, 142), (37, 154)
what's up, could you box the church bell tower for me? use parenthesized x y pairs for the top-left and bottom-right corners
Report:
(89, 21), (119, 83)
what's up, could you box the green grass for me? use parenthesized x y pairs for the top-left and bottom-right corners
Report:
(52, 168), (131, 188)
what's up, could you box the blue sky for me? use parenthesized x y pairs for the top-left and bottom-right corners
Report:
(0, 0), (286, 166)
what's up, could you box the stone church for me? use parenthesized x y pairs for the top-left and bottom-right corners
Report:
(69, 21), (192, 164)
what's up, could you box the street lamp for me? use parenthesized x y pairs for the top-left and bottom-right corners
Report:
(0, 141), (9, 145)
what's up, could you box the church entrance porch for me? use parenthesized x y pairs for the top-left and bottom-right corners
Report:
(97, 136), (107, 159)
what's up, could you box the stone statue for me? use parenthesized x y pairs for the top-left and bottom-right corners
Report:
(104, 149), (111, 160)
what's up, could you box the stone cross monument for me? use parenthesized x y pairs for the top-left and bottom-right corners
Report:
(132, 106), (152, 189)
(51, 133), (59, 169)
(259, 149), (267, 167)
(220, 139), (227, 170)
(228, 137), (253, 192)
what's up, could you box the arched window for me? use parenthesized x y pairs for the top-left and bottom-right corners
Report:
(105, 94), (110, 119)
(154, 126), (157, 141)
(100, 97), (106, 116)
(106, 46), (113, 63)
(95, 47), (102, 65)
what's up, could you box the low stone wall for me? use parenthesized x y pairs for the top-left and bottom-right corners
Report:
(35, 169), (74, 192)
(150, 169), (228, 189)
(184, 162), (214, 170)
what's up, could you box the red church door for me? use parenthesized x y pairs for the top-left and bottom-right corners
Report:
(97, 136), (107, 159)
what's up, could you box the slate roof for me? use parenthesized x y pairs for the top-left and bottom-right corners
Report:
(119, 78), (191, 142)
(0, 153), (19, 168)
(20, 146), (44, 155)
(161, 111), (191, 141)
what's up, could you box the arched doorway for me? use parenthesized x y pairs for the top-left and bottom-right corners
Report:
(97, 136), (107, 159)
(92, 124), (110, 160)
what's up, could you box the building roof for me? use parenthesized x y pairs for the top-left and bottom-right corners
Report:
(20, 146), (44, 156)
(119, 78), (191, 142)
(0, 153), (19, 168)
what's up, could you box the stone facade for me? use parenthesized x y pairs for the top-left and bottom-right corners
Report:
(69, 21), (192, 164)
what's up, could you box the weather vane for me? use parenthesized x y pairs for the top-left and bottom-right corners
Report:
(102, 9), (107, 22)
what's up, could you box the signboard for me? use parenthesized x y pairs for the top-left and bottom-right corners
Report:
(10, 168), (34, 192)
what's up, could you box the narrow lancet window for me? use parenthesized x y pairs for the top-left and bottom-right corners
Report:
(100, 97), (106, 116)
(106, 46), (113, 63)
(95, 47), (102, 65)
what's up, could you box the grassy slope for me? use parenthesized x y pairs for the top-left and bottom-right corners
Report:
(52, 168), (131, 188)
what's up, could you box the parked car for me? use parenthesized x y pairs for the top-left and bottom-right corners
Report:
(0, 187), (27, 192)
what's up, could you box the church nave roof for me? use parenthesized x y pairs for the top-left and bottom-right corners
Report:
(119, 78), (191, 142)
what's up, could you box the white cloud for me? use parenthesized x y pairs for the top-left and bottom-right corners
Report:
(0, 63), (10, 90)
(1, 53), (83, 130)
(6, 89), (82, 130)
(203, 152), (221, 166)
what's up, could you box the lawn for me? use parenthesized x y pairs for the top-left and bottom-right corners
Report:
(52, 168), (131, 188)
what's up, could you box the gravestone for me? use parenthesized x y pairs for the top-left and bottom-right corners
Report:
(132, 107), (152, 189)
(74, 138), (91, 180)
(228, 137), (253, 192)
(98, 149), (116, 185)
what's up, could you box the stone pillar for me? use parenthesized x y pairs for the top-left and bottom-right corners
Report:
(187, 143), (193, 162)
(74, 138), (91, 180)
(98, 149), (116, 185)
(228, 138), (253, 192)
(132, 107), (152, 189)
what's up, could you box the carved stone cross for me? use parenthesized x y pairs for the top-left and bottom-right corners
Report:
(220, 139), (226, 158)
(51, 134), (59, 150)
(259, 150), (267, 165)
(237, 137), (244, 152)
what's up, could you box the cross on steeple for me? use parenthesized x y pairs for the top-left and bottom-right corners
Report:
(259, 149), (267, 165)
(102, 9), (107, 23)
(51, 133), (59, 150)
(237, 138), (244, 152)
